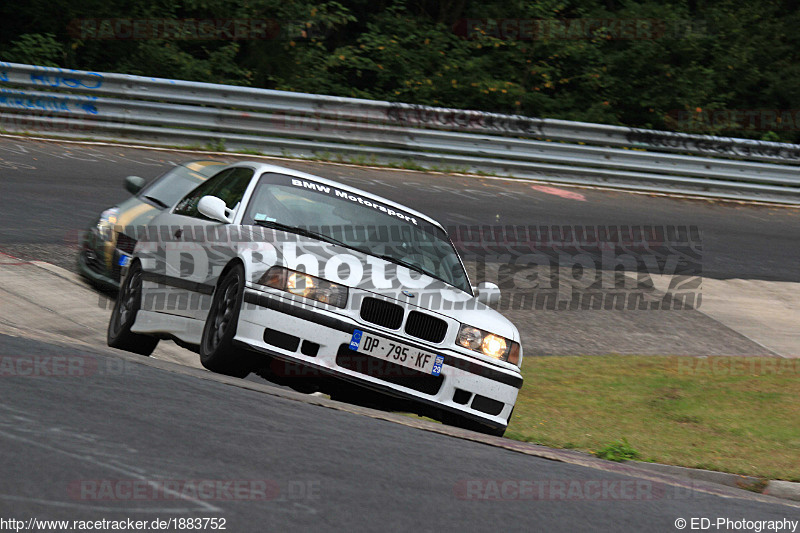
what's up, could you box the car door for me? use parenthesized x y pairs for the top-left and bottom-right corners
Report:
(141, 166), (255, 321)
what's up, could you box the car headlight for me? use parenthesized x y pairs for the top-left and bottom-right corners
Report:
(258, 266), (348, 308)
(456, 324), (520, 365)
(96, 207), (119, 241)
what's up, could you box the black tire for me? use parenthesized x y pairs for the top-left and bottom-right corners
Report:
(200, 263), (254, 378)
(107, 261), (158, 356)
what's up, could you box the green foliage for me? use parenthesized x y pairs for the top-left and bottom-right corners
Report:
(4, 33), (64, 67)
(2, 1), (799, 141)
(116, 41), (250, 86)
(594, 438), (641, 462)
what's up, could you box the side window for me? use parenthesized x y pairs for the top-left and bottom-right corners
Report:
(213, 167), (254, 210)
(174, 169), (233, 218)
(173, 167), (254, 218)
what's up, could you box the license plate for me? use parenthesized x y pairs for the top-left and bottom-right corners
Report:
(117, 253), (131, 267)
(349, 329), (444, 376)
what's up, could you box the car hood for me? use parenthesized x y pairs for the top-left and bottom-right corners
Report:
(247, 231), (520, 342)
(113, 196), (161, 231)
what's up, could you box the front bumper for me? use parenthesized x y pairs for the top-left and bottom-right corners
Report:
(236, 289), (522, 430)
(77, 228), (138, 292)
(77, 230), (119, 292)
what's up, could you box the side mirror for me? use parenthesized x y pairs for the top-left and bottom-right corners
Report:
(198, 195), (232, 223)
(475, 281), (501, 306)
(125, 175), (147, 194)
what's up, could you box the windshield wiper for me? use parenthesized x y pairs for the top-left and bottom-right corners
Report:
(253, 220), (369, 254)
(143, 195), (169, 209)
(374, 254), (448, 284)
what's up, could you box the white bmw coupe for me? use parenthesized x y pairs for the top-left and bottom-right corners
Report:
(108, 162), (522, 435)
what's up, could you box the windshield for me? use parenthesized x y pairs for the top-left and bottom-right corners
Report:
(139, 162), (226, 207)
(243, 173), (471, 293)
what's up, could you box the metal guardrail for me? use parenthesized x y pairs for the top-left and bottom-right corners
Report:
(2, 61), (799, 204)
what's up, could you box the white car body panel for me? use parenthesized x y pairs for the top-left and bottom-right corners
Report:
(126, 162), (523, 431)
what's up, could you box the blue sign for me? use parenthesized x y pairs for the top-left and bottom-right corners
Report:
(431, 355), (444, 376)
(349, 329), (363, 351)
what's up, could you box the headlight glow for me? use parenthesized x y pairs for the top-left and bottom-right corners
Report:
(481, 334), (507, 359)
(456, 323), (519, 365)
(96, 207), (119, 241)
(287, 272), (315, 297)
(258, 266), (348, 308)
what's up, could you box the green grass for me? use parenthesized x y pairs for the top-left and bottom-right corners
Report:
(506, 355), (800, 481)
(593, 437), (641, 462)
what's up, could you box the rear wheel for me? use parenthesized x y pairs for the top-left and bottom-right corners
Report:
(107, 262), (158, 355)
(200, 263), (254, 378)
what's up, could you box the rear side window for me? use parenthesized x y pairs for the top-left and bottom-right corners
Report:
(174, 167), (254, 219)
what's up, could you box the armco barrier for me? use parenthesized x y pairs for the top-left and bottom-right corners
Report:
(1, 61), (799, 204)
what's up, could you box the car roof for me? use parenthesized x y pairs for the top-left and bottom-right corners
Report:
(229, 161), (445, 230)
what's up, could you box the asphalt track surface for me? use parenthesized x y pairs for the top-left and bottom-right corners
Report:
(1, 137), (799, 530)
(0, 137), (798, 283)
(1, 333), (798, 532)
(1, 136), (798, 358)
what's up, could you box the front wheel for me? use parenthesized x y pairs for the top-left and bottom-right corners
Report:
(107, 261), (158, 355)
(200, 263), (255, 378)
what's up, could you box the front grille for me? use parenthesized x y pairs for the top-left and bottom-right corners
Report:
(359, 297), (403, 330)
(404, 311), (448, 343)
(82, 249), (102, 270)
(116, 233), (137, 254)
(112, 233), (138, 281)
(336, 344), (443, 395)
